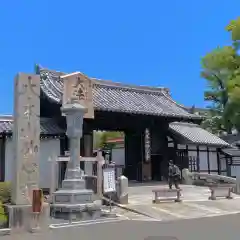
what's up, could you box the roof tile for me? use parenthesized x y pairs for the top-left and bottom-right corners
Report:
(169, 122), (229, 147)
(0, 117), (64, 135)
(39, 69), (201, 120)
(221, 148), (240, 157)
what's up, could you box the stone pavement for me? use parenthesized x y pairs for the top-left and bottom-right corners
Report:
(3, 213), (240, 240)
(128, 183), (231, 203)
(113, 183), (240, 222)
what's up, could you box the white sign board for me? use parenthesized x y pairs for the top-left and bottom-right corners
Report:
(103, 168), (116, 193)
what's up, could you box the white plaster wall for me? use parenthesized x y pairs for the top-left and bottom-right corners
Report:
(84, 162), (93, 176)
(39, 139), (60, 189)
(199, 150), (208, 170)
(112, 148), (125, 166)
(177, 144), (186, 149)
(218, 154), (227, 175)
(5, 138), (13, 181)
(230, 165), (238, 177)
(188, 145), (197, 150)
(167, 144), (221, 173)
(208, 149), (218, 172)
(187, 149), (197, 159)
(111, 147), (125, 178)
(221, 158), (227, 171)
(4, 138), (60, 189)
(230, 157), (240, 177)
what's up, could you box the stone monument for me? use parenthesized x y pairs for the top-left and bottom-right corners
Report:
(7, 73), (49, 233)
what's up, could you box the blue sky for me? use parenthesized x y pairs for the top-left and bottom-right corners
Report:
(0, 1), (239, 114)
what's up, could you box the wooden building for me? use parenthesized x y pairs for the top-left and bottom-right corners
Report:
(0, 66), (233, 187)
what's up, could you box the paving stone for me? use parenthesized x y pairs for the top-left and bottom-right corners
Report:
(194, 199), (240, 212)
(108, 184), (240, 222)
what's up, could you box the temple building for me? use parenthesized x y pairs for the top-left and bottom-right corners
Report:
(0, 66), (236, 189)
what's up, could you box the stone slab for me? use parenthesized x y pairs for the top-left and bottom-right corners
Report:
(5, 203), (49, 233)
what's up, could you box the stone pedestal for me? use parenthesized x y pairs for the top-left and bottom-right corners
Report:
(5, 203), (50, 233)
(182, 168), (193, 185)
(236, 175), (240, 194)
(52, 178), (101, 220)
(117, 175), (128, 204)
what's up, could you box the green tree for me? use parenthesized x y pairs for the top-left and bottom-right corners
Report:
(93, 131), (124, 149)
(226, 17), (240, 131)
(226, 17), (240, 46)
(200, 16), (240, 133)
(200, 45), (239, 133)
(93, 131), (103, 150)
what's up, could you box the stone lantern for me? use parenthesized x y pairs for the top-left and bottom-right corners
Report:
(52, 101), (101, 220)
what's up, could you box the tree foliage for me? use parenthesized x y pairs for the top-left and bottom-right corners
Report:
(201, 17), (240, 134)
(93, 131), (124, 149)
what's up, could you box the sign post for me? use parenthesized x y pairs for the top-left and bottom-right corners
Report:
(103, 165), (116, 212)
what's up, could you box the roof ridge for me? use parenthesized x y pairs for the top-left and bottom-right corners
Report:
(92, 77), (169, 93)
(0, 116), (58, 123)
(170, 121), (199, 127)
(93, 82), (168, 95)
(161, 92), (191, 112)
(38, 66), (202, 120)
(0, 115), (13, 121)
(39, 67), (170, 95)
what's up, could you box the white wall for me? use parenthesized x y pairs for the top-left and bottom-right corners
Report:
(198, 146), (208, 171)
(111, 147), (125, 179)
(230, 157), (240, 177)
(187, 145), (218, 172)
(208, 147), (218, 172)
(112, 148), (125, 166)
(39, 139), (60, 189)
(176, 144), (219, 173)
(5, 138), (13, 181)
(4, 138), (60, 189)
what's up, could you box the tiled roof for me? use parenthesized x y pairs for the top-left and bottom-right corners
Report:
(169, 122), (229, 147)
(221, 133), (240, 146)
(0, 116), (65, 136)
(221, 148), (240, 157)
(39, 68), (201, 120)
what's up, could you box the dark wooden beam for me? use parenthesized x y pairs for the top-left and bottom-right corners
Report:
(217, 149), (221, 174)
(196, 146), (200, 172)
(207, 147), (210, 174)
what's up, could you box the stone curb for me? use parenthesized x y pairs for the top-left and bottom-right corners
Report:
(0, 228), (10, 236)
(101, 196), (157, 220)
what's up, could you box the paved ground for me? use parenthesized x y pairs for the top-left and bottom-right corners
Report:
(3, 213), (240, 240)
(113, 183), (240, 221)
(2, 183), (240, 238)
(50, 184), (240, 223)
(128, 183), (237, 203)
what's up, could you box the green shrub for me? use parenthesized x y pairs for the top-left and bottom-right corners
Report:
(0, 182), (11, 204)
(0, 201), (7, 225)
